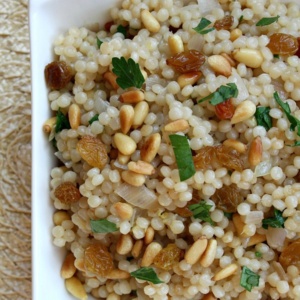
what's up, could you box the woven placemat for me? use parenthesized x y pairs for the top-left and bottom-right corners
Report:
(0, 0), (31, 299)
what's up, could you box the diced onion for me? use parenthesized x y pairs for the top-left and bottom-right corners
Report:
(244, 211), (264, 224)
(254, 160), (272, 177)
(188, 34), (205, 51)
(266, 227), (287, 249)
(271, 261), (288, 281)
(197, 0), (221, 15)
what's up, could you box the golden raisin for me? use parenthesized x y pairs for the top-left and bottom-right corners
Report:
(77, 136), (108, 169)
(174, 206), (193, 218)
(84, 243), (114, 277)
(211, 184), (243, 213)
(214, 16), (234, 31)
(54, 182), (81, 204)
(153, 244), (184, 271)
(166, 50), (206, 73)
(45, 61), (73, 90)
(279, 239), (300, 270)
(267, 33), (299, 55)
(193, 146), (216, 170)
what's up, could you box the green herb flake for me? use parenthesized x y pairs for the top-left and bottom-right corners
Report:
(130, 267), (164, 284)
(90, 219), (118, 233)
(89, 114), (99, 125)
(189, 201), (214, 225)
(238, 15), (244, 23)
(262, 209), (286, 229)
(112, 57), (145, 89)
(96, 37), (103, 49)
(240, 266), (260, 292)
(117, 24), (128, 37)
(198, 83), (238, 106)
(256, 15), (280, 27)
(289, 141), (300, 147)
(224, 212), (233, 220)
(255, 251), (262, 258)
(169, 134), (196, 181)
(273, 54), (280, 59)
(193, 18), (215, 35)
(51, 137), (58, 150)
(254, 107), (272, 131)
(55, 109), (71, 133)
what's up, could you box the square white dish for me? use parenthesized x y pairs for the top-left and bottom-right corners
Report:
(29, 0), (121, 299)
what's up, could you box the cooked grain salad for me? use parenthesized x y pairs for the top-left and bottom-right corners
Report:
(44, 0), (300, 299)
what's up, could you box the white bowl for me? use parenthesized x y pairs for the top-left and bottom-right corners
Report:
(29, 0), (120, 299)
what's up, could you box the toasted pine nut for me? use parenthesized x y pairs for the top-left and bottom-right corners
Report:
(69, 103), (81, 130)
(120, 90), (145, 104)
(207, 54), (232, 77)
(128, 160), (155, 175)
(212, 264), (238, 281)
(61, 252), (76, 279)
(202, 293), (217, 300)
(232, 48), (264, 68)
(232, 213), (247, 237)
(185, 236), (208, 265)
(113, 202), (133, 220)
(120, 105), (134, 134)
(118, 152), (131, 164)
(116, 234), (134, 255)
(168, 34), (184, 55)
(103, 71), (119, 90)
(141, 242), (162, 267)
(106, 269), (131, 280)
(53, 211), (71, 226)
(231, 100), (256, 124)
(200, 239), (217, 268)
(133, 101), (149, 128)
(132, 240), (143, 258)
(248, 136), (263, 167)
(43, 117), (56, 133)
(164, 119), (190, 132)
(177, 71), (202, 88)
(141, 10), (160, 33)
(247, 233), (266, 247)
(122, 170), (146, 187)
(221, 53), (236, 67)
(65, 277), (87, 300)
(223, 139), (247, 153)
(144, 227), (155, 245)
(114, 133), (137, 155)
(230, 28), (242, 41)
(74, 258), (85, 272)
(140, 133), (161, 162)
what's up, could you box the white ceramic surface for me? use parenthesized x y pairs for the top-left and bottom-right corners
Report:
(29, 0), (120, 299)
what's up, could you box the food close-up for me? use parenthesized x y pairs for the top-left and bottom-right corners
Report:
(43, 0), (300, 299)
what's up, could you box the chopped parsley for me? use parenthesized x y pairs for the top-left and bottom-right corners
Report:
(273, 54), (280, 59)
(189, 201), (214, 225)
(88, 114), (99, 125)
(169, 134), (196, 181)
(224, 212), (233, 220)
(55, 109), (70, 133)
(254, 107), (272, 131)
(262, 209), (286, 229)
(290, 141), (300, 147)
(240, 266), (260, 292)
(255, 251), (262, 258)
(193, 18), (215, 35)
(96, 37), (103, 49)
(90, 219), (118, 233)
(238, 15), (244, 23)
(117, 24), (128, 37)
(130, 267), (164, 284)
(256, 15), (280, 27)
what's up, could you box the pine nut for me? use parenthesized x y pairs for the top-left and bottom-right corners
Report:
(207, 54), (232, 77)
(103, 71), (119, 90)
(118, 152), (131, 164)
(231, 100), (256, 124)
(141, 242), (162, 267)
(128, 160), (155, 175)
(120, 90), (145, 104)
(140, 133), (161, 162)
(232, 213), (247, 237)
(106, 269), (130, 279)
(144, 226), (155, 245)
(116, 234), (134, 255)
(69, 103), (81, 129)
(164, 119), (190, 132)
(122, 170), (146, 187)
(221, 53), (236, 67)
(223, 139), (247, 153)
(168, 34), (184, 55)
(43, 116), (56, 133)
(141, 10), (161, 33)
(202, 293), (217, 300)
(230, 28), (242, 41)
(185, 236), (208, 265)
(133, 101), (149, 128)
(132, 240), (143, 258)
(212, 263), (238, 281)
(232, 48), (263, 68)
(61, 252), (76, 279)
(177, 71), (202, 88)
(114, 133), (137, 155)
(247, 233), (266, 247)
(200, 239), (217, 268)
(53, 211), (71, 225)
(113, 202), (133, 220)
(74, 258), (85, 272)
(65, 277), (87, 300)
(248, 136), (263, 167)
(120, 105), (134, 134)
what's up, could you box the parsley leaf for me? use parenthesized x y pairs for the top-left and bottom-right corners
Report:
(198, 83), (238, 105)
(273, 54), (280, 59)
(130, 267), (164, 284)
(117, 24), (128, 37)
(274, 91), (300, 136)
(224, 212), (233, 220)
(240, 266), (260, 292)
(289, 141), (300, 147)
(89, 114), (99, 125)
(96, 37), (103, 49)
(254, 107), (272, 131)
(193, 18), (215, 35)
(90, 219), (118, 233)
(255, 251), (262, 258)
(169, 134), (196, 181)
(112, 57), (145, 89)
(55, 109), (70, 133)
(238, 15), (244, 23)
(189, 201), (214, 225)
(256, 15), (280, 26)
(262, 209), (286, 229)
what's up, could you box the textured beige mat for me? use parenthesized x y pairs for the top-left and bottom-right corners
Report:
(0, 0), (31, 299)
